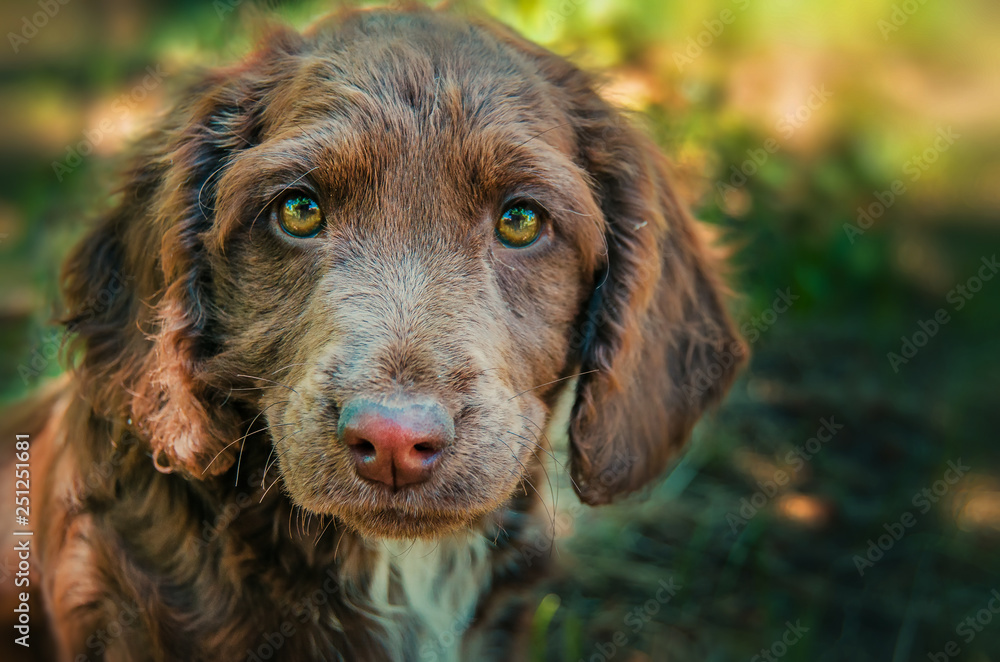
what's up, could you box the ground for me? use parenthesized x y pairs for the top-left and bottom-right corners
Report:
(1, 1), (997, 661)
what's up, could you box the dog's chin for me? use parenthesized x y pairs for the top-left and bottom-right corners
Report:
(284, 467), (526, 540)
(293, 492), (508, 540)
(335, 508), (479, 540)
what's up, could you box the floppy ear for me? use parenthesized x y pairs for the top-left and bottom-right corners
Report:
(471, 19), (747, 503)
(567, 112), (747, 505)
(60, 50), (290, 477)
(127, 115), (251, 477)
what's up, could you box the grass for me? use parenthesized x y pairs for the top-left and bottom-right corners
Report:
(1, 1), (997, 659)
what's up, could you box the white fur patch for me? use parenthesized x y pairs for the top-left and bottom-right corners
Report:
(542, 376), (578, 454)
(358, 379), (579, 660)
(367, 533), (491, 661)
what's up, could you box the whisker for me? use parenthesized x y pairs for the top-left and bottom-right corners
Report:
(416, 538), (448, 560)
(233, 400), (290, 485)
(202, 400), (289, 476)
(507, 432), (557, 516)
(515, 121), (572, 148)
(261, 469), (287, 502)
(334, 529), (346, 560)
(486, 246), (516, 273)
(511, 419), (561, 464)
(492, 518), (509, 547)
(203, 436), (244, 475)
(317, 514), (337, 544)
(262, 431), (299, 488)
(262, 446), (277, 486)
(197, 160), (232, 217)
(497, 436), (554, 533)
(516, 415), (585, 498)
(228, 385), (291, 392)
(232, 406), (290, 447)
(508, 370), (596, 401)
(303, 510), (313, 538)
(235, 374), (300, 396)
(269, 362), (325, 376)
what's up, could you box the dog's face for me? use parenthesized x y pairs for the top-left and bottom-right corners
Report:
(62, 9), (745, 540)
(204, 25), (604, 536)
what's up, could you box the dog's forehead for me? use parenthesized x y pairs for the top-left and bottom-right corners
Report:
(264, 14), (572, 150)
(210, 13), (598, 251)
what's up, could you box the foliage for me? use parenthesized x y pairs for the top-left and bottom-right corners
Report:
(0, 0), (997, 658)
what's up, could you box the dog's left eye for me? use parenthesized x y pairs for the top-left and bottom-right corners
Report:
(496, 204), (541, 248)
(278, 194), (324, 238)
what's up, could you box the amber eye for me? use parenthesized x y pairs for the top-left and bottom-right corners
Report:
(278, 194), (324, 238)
(496, 204), (542, 248)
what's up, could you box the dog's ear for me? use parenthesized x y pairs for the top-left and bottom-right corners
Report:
(475, 21), (747, 503)
(61, 38), (301, 477)
(566, 100), (747, 506)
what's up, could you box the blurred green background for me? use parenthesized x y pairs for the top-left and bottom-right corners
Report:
(1, 0), (998, 660)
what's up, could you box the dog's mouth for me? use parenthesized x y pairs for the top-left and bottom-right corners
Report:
(274, 393), (540, 539)
(335, 504), (485, 539)
(290, 464), (526, 539)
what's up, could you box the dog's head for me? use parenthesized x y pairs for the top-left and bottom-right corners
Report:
(62, 8), (746, 539)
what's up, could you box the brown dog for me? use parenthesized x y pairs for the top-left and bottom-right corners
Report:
(1, 6), (745, 661)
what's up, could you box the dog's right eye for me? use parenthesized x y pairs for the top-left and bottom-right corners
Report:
(496, 204), (542, 248)
(278, 194), (324, 238)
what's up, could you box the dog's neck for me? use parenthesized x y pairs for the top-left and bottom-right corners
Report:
(361, 536), (492, 660)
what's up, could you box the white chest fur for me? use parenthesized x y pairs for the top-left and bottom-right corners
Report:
(364, 534), (492, 661)
(353, 379), (579, 660)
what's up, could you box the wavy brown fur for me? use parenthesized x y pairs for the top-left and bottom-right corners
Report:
(1, 6), (744, 661)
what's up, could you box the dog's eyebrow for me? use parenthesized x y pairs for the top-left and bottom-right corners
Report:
(206, 126), (350, 248)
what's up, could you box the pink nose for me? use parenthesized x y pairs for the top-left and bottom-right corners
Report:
(338, 398), (454, 489)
